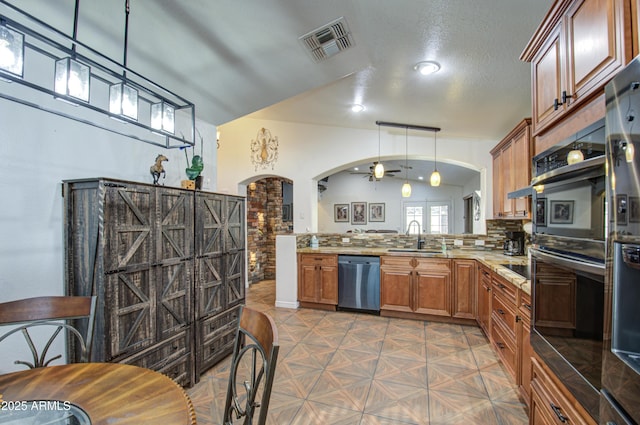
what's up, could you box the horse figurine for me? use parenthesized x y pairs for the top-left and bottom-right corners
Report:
(150, 154), (168, 185)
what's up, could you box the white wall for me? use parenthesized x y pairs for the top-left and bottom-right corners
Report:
(317, 171), (466, 233)
(218, 117), (495, 234)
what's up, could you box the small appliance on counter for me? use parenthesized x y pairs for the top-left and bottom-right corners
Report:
(503, 231), (525, 256)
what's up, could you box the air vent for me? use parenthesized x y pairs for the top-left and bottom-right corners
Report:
(299, 17), (354, 62)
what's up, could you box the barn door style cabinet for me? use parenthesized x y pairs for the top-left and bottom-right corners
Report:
(63, 178), (245, 387)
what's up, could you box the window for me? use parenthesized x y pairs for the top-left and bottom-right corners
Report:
(427, 201), (451, 234)
(405, 205), (423, 234)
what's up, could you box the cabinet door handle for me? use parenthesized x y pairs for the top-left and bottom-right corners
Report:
(496, 342), (505, 349)
(524, 303), (532, 311)
(562, 90), (573, 105)
(515, 315), (521, 322)
(497, 309), (505, 315)
(550, 403), (568, 423)
(554, 97), (561, 110)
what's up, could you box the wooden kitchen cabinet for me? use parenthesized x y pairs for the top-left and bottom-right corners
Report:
(530, 356), (596, 425)
(298, 254), (338, 307)
(491, 119), (532, 219)
(491, 272), (519, 380)
(522, 0), (631, 136)
(452, 259), (476, 319)
(477, 263), (492, 335)
(517, 291), (533, 407)
(380, 256), (453, 319)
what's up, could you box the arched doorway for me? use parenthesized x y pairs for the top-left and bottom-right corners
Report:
(246, 177), (294, 284)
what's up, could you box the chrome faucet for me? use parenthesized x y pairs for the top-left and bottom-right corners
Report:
(406, 220), (424, 249)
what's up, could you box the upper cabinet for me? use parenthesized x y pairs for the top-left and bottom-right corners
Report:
(491, 119), (532, 219)
(521, 0), (632, 136)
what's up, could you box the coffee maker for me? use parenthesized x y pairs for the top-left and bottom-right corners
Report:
(503, 231), (525, 256)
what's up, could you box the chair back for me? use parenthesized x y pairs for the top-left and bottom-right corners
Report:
(223, 306), (279, 425)
(0, 296), (97, 369)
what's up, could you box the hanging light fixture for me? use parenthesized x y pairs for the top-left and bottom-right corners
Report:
(374, 123), (385, 179)
(0, 1), (195, 148)
(402, 127), (412, 197)
(0, 18), (23, 78)
(109, 0), (138, 120)
(430, 130), (441, 187)
(54, 1), (90, 103)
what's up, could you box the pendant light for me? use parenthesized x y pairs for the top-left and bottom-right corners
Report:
(402, 127), (412, 197)
(109, 0), (139, 120)
(0, 19), (24, 78)
(430, 130), (441, 187)
(374, 123), (385, 179)
(54, 0), (90, 103)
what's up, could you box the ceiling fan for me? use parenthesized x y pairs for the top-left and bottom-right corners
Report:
(350, 162), (402, 181)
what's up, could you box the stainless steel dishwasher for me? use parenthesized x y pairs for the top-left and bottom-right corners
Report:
(338, 255), (380, 313)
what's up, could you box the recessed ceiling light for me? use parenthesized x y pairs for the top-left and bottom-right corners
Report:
(414, 61), (440, 76)
(418, 176), (424, 180)
(351, 104), (365, 112)
(354, 167), (359, 171)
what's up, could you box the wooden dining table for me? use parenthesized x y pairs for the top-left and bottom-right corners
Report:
(0, 362), (197, 424)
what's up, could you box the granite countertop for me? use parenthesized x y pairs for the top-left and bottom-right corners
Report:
(297, 246), (531, 295)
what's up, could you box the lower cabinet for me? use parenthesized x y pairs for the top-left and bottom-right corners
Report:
(530, 357), (596, 425)
(380, 256), (464, 320)
(518, 291), (533, 406)
(452, 259), (477, 319)
(298, 254), (338, 308)
(491, 272), (519, 380)
(477, 264), (492, 335)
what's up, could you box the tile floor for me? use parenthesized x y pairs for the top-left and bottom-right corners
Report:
(188, 280), (529, 425)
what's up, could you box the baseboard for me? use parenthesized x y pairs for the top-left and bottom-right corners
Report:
(275, 300), (299, 309)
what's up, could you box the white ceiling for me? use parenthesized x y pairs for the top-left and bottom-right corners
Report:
(8, 0), (552, 174)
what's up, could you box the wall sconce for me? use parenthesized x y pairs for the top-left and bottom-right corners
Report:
(0, 1), (194, 149)
(0, 19), (23, 78)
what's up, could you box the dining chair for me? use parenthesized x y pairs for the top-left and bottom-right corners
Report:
(0, 295), (97, 369)
(223, 306), (280, 425)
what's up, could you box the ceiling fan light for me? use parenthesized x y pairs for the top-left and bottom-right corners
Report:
(374, 162), (385, 179)
(402, 181), (412, 197)
(430, 170), (441, 187)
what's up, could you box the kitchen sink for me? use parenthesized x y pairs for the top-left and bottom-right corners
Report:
(387, 248), (443, 254)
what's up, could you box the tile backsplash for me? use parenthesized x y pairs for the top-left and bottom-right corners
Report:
(297, 219), (529, 251)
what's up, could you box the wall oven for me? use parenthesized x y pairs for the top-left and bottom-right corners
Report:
(530, 119), (606, 422)
(602, 55), (640, 425)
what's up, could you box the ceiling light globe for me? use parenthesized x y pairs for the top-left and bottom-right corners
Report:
(374, 162), (385, 179)
(402, 182), (412, 197)
(430, 170), (441, 187)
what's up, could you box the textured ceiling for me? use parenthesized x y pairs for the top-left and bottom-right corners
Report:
(8, 0), (552, 140)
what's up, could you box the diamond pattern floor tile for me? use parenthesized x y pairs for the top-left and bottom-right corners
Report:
(188, 280), (528, 425)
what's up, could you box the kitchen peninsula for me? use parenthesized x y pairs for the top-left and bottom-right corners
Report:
(294, 235), (534, 403)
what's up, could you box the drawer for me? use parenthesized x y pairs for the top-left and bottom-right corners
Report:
(197, 306), (240, 374)
(518, 291), (532, 322)
(414, 258), (451, 272)
(300, 254), (337, 267)
(492, 292), (517, 336)
(491, 319), (517, 378)
(157, 353), (191, 387)
(492, 274), (517, 305)
(380, 255), (413, 268)
(121, 330), (190, 370)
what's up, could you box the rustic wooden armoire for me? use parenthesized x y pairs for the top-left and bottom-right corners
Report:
(62, 178), (245, 387)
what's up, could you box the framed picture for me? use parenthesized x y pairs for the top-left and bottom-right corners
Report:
(630, 196), (640, 223)
(334, 204), (349, 222)
(351, 202), (367, 225)
(550, 200), (574, 224)
(535, 199), (546, 226)
(369, 203), (385, 222)
(617, 194), (628, 225)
